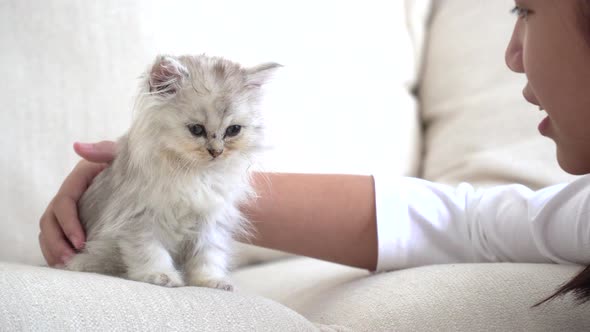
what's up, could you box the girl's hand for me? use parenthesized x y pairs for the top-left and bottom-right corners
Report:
(38, 141), (116, 266)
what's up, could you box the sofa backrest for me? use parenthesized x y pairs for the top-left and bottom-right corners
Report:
(0, 0), (427, 265)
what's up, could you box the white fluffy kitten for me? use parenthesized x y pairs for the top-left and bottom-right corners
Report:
(66, 55), (280, 290)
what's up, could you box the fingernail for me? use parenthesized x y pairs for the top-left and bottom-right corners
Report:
(76, 142), (94, 151)
(71, 236), (83, 250)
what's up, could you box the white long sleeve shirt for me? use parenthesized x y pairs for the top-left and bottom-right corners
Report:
(374, 175), (590, 272)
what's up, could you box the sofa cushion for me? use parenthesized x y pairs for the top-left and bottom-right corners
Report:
(0, 262), (322, 331)
(234, 257), (590, 331)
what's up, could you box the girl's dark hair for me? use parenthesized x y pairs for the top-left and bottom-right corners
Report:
(534, 0), (590, 307)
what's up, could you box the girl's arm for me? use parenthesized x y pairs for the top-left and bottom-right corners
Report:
(244, 173), (378, 271)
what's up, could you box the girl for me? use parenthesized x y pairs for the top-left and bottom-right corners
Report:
(39, 0), (590, 305)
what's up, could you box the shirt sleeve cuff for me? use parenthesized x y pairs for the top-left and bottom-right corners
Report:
(372, 174), (411, 273)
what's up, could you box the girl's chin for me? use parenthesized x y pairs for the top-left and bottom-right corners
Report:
(556, 148), (590, 176)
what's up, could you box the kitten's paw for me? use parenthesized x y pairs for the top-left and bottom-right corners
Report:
(210, 280), (234, 292)
(63, 252), (122, 276)
(188, 276), (234, 291)
(64, 253), (90, 272)
(130, 270), (185, 287)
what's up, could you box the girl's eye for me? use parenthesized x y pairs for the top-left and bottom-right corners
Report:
(225, 125), (242, 138)
(511, 6), (530, 19)
(188, 124), (206, 137)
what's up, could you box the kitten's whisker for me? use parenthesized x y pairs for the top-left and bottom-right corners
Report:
(169, 155), (193, 186)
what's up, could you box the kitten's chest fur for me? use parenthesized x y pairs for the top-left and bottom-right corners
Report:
(150, 174), (242, 245)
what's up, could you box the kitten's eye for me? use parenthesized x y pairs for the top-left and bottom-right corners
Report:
(188, 124), (206, 137)
(225, 125), (242, 138)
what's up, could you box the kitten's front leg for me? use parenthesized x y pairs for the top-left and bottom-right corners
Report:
(184, 233), (233, 291)
(120, 237), (184, 287)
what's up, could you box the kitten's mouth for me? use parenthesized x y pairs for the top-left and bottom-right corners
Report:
(206, 154), (224, 163)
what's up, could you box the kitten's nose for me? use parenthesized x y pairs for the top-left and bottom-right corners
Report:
(207, 148), (223, 158)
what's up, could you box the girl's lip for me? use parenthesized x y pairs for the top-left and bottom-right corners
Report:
(538, 115), (550, 135)
(522, 84), (542, 109)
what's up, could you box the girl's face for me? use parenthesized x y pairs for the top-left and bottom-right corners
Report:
(505, 0), (590, 175)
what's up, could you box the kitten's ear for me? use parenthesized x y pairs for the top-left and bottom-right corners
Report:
(245, 62), (282, 88)
(149, 55), (189, 96)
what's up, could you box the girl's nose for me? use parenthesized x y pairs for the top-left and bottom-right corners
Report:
(505, 22), (525, 73)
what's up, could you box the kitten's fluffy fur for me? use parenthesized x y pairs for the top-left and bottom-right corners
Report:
(66, 55), (279, 290)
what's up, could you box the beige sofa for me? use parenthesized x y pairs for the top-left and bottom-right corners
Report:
(2, 0), (589, 330)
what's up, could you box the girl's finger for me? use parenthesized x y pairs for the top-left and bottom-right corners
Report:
(39, 211), (76, 265)
(74, 141), (117, 163)
(52, 197), (85, 250)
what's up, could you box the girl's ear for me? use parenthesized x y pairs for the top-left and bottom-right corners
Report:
(149, 55), (189, 96)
